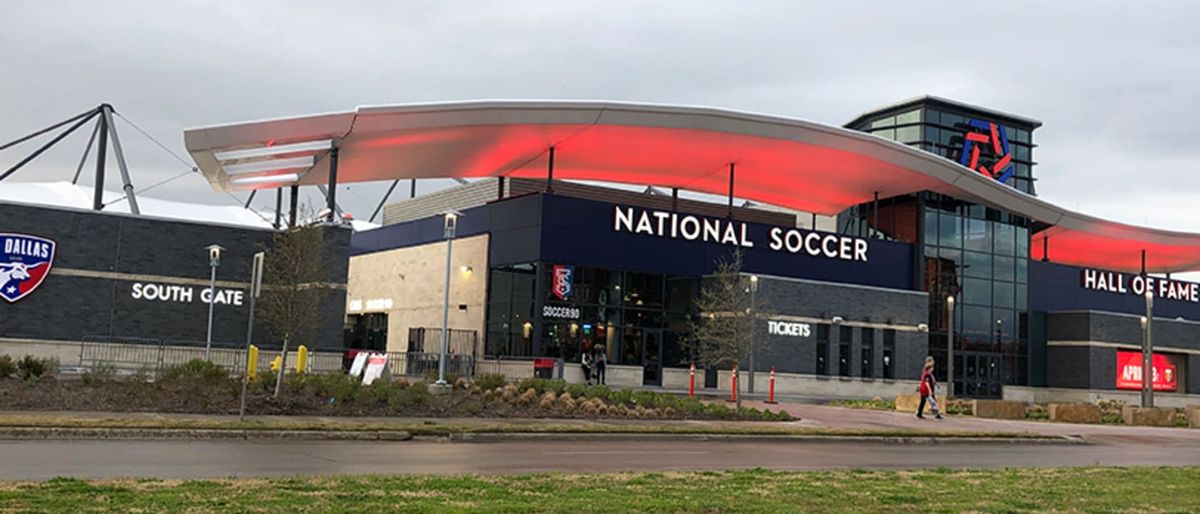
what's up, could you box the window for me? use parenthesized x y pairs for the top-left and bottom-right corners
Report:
(896, 126), (920, 143)
(873, 128), (896, 140)
(883, 329), (896, 379)
(838, 326), (852, 376)
(870, 116), (895, 128)
(923, 109), (940, 124)
(896, 110), (920, 125)
(816, 324), (829, 375)
(938, 212), (961, 248)
(860, 327), (875, 378)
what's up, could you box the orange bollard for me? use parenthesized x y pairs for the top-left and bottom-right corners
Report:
(688, 362), (696, 398)
(766, 367), (778, 404)
(727, 365), (738, 403)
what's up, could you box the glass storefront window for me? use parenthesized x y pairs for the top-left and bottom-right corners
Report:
(1016, 284), (1028, 311)
(870, 116), (895, 128)
(924, 208), (939, 242)
(896, 126), (920, 143)
(963, 251), (990, 279)
(923, 109), (940, 124)
(624, 273), (664, 310)
(993, 281), (1015, 309)
(1016, 227), (1029, 258)
(1015, 258), (1028, 283)
(994, 255), (1015, 282)
(874, 128), (896, 140)
(964, 218), (990, 252)
(939, 212), (961, 248)
(963, 277), (991, 305)
(993, 223), (1015, 255)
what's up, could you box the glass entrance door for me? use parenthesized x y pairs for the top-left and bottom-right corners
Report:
(642, 329), (662, 386)
(958, 353), (1003, 398)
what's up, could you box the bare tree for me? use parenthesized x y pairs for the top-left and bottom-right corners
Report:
(684, 250), (770, 409)
(257, 222), (326, 397)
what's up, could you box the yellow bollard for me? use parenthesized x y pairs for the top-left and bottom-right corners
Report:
(247, 345), (259, 380)
(270, 355), (282, 373)
(296, 345), (308, 373)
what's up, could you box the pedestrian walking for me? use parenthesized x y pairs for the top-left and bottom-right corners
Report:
(581, 351), (593, 385)
(917, 358), (942, 419)
(593, 346), (607, 385)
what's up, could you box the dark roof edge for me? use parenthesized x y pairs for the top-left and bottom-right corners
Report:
(844, 95), (1043, 129)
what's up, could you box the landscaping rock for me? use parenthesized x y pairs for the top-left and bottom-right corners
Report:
(1049, 403), (1101, 424)
(1187, 405), (1200, 429)
(1122, 406), (1175, 427)
(971, 400), (1026, 420)
(894, 394), (946, 413)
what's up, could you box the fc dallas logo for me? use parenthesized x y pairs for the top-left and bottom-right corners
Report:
(0, 233), (56, 303)
(552, 265), (574, 301)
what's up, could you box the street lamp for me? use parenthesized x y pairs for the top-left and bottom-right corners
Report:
(436, 210), (463, 387)
(946, 295), (955, 398)
(204, 244), (224, 361)
(748, 274), (758, 393)
(1143, 289), (1154, 407)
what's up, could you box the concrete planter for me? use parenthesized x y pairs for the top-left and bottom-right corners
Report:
(1122, 406), (1176, 427)
(1188, 405), (1200, 429)
(971, 400), (1027, 419)
(1048, 403), (1101, 424)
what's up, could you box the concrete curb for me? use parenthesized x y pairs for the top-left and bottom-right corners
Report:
(443, 432), (1086, 445)
(0, 426), (1083, 444)
(0, 427), (413, 441)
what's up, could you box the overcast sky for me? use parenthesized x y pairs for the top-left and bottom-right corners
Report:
(2, 1), (1198, 231)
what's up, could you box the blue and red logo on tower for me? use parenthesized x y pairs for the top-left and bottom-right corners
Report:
(0, 233), (56, 303)
(959, 119), (1015, 185)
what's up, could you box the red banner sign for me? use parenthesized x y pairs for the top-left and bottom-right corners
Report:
(1115, 351), (1177, 391)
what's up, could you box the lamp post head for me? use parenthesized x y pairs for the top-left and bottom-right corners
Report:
(442, 210), (464, 238)
(1140, 316), (1147, 328)
(1145, 290), (1154, 300)
(831, 316), (844, 324)
(946, 295), (955, 305)
(205, 244), (225, 266)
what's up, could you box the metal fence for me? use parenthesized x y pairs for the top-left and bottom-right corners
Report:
(76, 336), (554, 381)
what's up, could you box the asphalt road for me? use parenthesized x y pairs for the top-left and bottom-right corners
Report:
(2, 438), (1198, 480)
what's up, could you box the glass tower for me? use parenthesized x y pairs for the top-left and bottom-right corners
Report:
(841, 96), (1041, 397)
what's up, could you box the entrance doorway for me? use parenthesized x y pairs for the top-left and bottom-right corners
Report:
(958, 352), (1003, 398)
(642, 329), (663, 386)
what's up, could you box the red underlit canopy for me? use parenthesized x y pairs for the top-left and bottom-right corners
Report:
(183, 101), (1200, 274)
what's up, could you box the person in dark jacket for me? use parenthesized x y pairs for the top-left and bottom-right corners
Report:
(917, 358), (943, 419)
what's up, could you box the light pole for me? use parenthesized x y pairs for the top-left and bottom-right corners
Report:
(946, 295), (955, 398)
(204, 244), (224, 361)
(748, 274), (758, 393)
(436, 210), (462, 387)
(1143, 289), (1154, 407)
(239, 251), (264, 422)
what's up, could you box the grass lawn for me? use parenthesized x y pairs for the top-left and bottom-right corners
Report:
(1, 467), (1196, 513)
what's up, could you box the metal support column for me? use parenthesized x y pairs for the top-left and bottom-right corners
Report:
(326, 146), (340, 223)
(872, 191), (880, 238)
(71, 119), (102, 184)
(1041, 237), (1049, 262)
(497, 176), (506, 200)
(410, 178), (417, 198)
(93, 111), (109, 210)
(1, 111), (99, 183)
(671, 188), (678, 211)
(274, 188), (282, 229)
(370, 179), (401, 224)
(546, 147), (555, 193)
(727, 163), (735, 219)
(101, 105), (140, 215)
(288, 185), (299, 228)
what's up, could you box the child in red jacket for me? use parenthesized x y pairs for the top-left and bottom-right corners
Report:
(917, 359), (943, 419)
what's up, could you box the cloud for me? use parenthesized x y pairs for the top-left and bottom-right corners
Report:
(0, 0), (1197, 230)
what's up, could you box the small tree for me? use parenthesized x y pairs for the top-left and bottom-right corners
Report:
(684, 251), (770, 409)
(257, 222), (326, 397)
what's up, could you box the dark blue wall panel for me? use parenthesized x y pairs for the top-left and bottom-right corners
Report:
(1029, 260), (1200, 320)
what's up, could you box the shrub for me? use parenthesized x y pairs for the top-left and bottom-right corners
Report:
(308, 373), (361, 403)
(160, 359), (228, 383)
(17, 355), (57, 381)
(82, 362), (118, 384)
(0, 355), (15, 379)
(391, 381), (432, 410)
(421, 369), (460, 384)
(474, 373), (507, 391)
(361, 380), (400, 405)
(515, 378), (566, 395)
